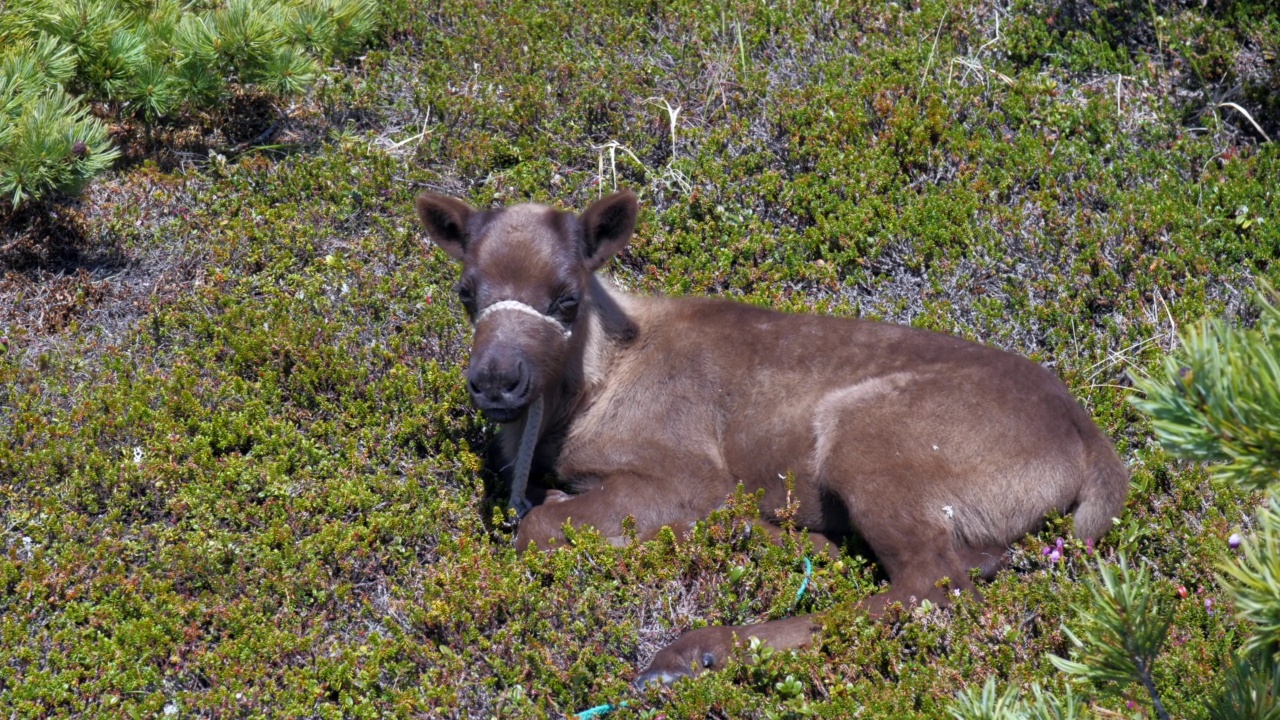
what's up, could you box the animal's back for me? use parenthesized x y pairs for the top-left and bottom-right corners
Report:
(562, 290), (1127, 543)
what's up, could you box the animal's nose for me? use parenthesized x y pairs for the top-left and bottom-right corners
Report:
(468, 359), (530, 414)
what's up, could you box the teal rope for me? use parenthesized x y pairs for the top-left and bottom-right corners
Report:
(573, 557), (812, 719)
(795, 555), (812, 604)
(576, 701), (626, 719)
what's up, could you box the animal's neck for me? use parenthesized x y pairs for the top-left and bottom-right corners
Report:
(543, 274), (638, 432)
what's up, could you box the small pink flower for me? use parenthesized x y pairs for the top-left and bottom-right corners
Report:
(1043, 546), (1053, 556)
(1205, 598), (1214, 616)
(1056, 537), (1065, 551)
(1049, 549), (1061, 563)
(1229, 533), (1242, 549)
(1085, 538), (1094, 555)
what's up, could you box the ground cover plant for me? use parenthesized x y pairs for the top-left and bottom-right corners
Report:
(0, 0), (1278, 717)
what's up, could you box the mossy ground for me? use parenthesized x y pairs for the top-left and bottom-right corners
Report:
(1, 0), (1278, 717)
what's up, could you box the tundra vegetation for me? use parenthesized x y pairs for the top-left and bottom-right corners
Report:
(0, 0), (1277, 718)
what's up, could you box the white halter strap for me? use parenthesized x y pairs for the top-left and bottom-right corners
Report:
(474, 299), (572, 339)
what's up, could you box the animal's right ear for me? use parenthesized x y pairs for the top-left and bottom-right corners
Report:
(415, 193), (473, 261)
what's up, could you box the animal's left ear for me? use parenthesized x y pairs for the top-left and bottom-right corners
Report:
(579, 190), (638, 270)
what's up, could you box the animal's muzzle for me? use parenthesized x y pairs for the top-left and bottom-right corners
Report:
(467, 357), (531, 423)
(465, 299), (570, 423)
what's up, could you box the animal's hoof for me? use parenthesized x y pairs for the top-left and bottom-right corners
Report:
(634, 627), (732, 688)
(511, 496), (533, 519)
(633, 667), (689, 689)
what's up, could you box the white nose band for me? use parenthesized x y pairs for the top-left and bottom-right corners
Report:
(474, 299), (572, 339)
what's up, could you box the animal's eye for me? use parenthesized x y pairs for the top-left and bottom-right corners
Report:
(455, 284), (474, 305)
(550, 294), (579, 322)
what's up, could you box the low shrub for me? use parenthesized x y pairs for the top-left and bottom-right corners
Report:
(0, 0), (380, 208)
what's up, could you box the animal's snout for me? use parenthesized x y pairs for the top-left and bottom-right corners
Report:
(467, 357), (532, 423)
(468, 361), (524, 396)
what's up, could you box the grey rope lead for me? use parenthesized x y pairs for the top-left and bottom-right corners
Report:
(510, 395), (543, 518)
(469, 300), (565, 516)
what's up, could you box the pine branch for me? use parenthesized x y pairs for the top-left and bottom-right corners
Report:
(0, 0), (384, 205)
(1047, 555), (1172, 720)
(1132, 289), (1280, 491)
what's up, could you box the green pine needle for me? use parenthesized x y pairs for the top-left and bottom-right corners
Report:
(254, 45), (317, 97)
(1222, 497), (1280, 656)
(1132, 289), (1280, 491)
(0, 0), (383, 206)
(1203, 650), (1280, 720)
(1048, 554), (1172, 720)
(0, 84), (118, 208)
(949, 679), (1091, 720)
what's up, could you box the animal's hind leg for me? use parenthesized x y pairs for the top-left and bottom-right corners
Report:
(827, 474), (1012, 611)
(634, 517), (982, 686)
(813, 390), (1011, 614)
(853, 512), (979, 616)
(956, 542), (1009, 583)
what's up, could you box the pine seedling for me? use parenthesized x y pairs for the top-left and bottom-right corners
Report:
(1048, 554), (1172, 720)
(0, 85), (119, 207)
(33, 0), (128, 95)
(125, 56), (183, 120)
(29, 0), (122, 52)
(950, 678), (1092, 720)
(320, 0), (378, 60)
(1223, 498), (1280, 656)
(1022, 684), (1092, 720)
(283, 3), (341, 59)
(950, 678), (1031, 720)
(88, 28), (147, 100)
(1203, 650), (1280, 720)
(0, 0), (384, 207)
(133, 0), (185, 48)
(253, 45), (318, 97)
(1, 34), (78, 88)
(172, 13), (226, 104)
(1127, 287), (1280, 717)
(208, 0), (281, 80)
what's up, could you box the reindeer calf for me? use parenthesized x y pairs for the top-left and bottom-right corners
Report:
(415, 190), (1128, 687)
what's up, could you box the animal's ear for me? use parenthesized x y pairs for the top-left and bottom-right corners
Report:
(579, 190), (638, 270)
(415, 193), (473, 261)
